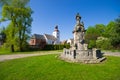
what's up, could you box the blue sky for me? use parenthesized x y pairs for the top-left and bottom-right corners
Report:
(29, 0), (120, 41)
(1, 0), (120, 41)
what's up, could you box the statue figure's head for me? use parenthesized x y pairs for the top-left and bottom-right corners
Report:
(76, 13), (81, 21)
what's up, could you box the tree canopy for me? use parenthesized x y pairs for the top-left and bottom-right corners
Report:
(85, 16), (120, 49)
(0, 0), (33, 52)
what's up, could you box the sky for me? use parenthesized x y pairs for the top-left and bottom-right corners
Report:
(1, 0), (120, 41)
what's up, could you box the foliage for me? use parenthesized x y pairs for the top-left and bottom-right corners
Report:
(104, 21), (115, 37)
(0, 54), (120, 80)
(85, 25), (106, 48)
(96, 37), (113, 50)
(110, 16), (120, 48)
(28, 44), (70, 51)
(0, 0), (11, 6)
(43, 44), (70, 50)
(88, 40), (96, 48)
(0, 0), (33, 52)
(85, 17), (120, 50)
(95, 24), (106, 36)
(2, 23), (17, 50)
(85, 24), (105, 43)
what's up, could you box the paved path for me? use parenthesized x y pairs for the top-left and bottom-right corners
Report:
(0, 52), (60, 62)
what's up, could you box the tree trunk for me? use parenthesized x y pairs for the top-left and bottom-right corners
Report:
(19, 41), (23, 52)
(11, 44), (14, 52)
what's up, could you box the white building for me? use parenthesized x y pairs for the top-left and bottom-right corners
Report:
(29, 25), (60, 45)
(67, 38), (74, 45)
(52, 25), (60, 44)
(44, 34), (57, 44)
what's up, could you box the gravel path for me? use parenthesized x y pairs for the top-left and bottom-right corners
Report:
(0, 51), (120, 62)
(0, 52), (60, 62)
(103, 51), (120, 57)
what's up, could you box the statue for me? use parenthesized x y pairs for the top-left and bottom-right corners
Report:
(73, 13), (85, 50)
(60, 13), (106, 63)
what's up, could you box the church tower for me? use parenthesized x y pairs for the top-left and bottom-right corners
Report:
(52, 25), (60, 44)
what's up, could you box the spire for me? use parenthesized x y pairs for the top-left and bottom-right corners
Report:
(55, 25), (58, 29)
(54, 25), (59, 32)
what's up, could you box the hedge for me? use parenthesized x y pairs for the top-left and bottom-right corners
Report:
(43, 44), (70, 50)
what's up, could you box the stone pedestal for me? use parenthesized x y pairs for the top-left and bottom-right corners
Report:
(60, 48), (105, 63)
(77, 43), (84, 50)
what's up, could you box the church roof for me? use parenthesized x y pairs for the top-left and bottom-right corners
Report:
(31, 34), (57, 41)
(44, 34), (57, 41)
(32, 34), (45, 40)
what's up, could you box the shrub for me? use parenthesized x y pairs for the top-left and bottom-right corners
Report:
(96, 39), (113, 50)
(43, 44), (70, 50)
(88, 40), (96, 48)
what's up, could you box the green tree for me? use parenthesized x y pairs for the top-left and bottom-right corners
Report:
(1, 0), (32, 52)
(88, 40), (96, 48)
(95, 24), (106, 36)
(85, 26), (99, 48)
(96, 37), (113, 50)
(104, 21), (115, 38)
(3, 22), (18, 50)
(110, 16), (120, 48)
(85, 26), (99, 43)
(85, 24), (106, 48)
(0, 0), (11, 6)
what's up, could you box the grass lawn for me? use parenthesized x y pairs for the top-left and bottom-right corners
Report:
(0, 49), (62, 55)
(0, 48), (11, 54)
(0, 54), (120, 80)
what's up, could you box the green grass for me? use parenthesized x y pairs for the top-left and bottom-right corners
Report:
(0, 48), (11, 54)
(0, 54), (120, 80)
(0, 49), (63, 55)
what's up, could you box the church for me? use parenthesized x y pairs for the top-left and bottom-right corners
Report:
(29, 25), (60, 46)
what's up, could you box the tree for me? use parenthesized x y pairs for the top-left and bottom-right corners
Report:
(96, 37), (112, 50)
(1, 0), (32, 52)
(104, 21), (116, 38)
(3, 22), (18, 50)
(85, 24), (106, 48)
(85, 26), (99, 48)
(0, 0), (11, 6)
(85, 26), (99, 43)
(95, 24), (106, 36)
(110, 16), (120, 48)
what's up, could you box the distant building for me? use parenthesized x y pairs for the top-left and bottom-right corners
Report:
(67, 38), (74, 45)
(44, 34), (57, 44)
(29, 26), (60, 46)
(61, 40), (67, 44)
(29, 34), (46, 45)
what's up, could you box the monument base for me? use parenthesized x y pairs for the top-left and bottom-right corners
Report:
(60, 48), (106, 64)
